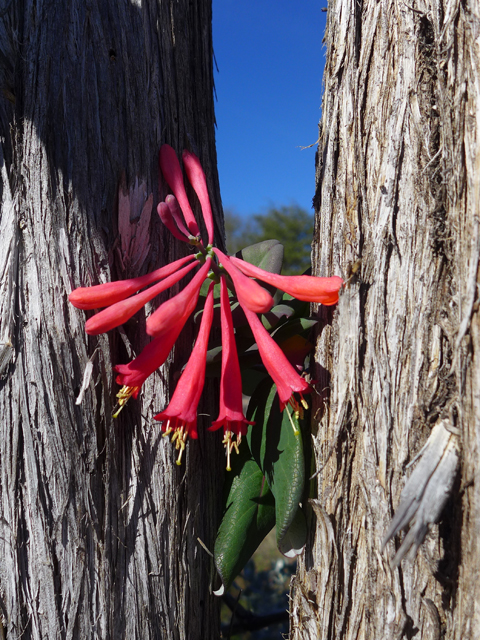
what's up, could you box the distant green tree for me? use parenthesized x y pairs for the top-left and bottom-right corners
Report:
(224, 205), (314, 275)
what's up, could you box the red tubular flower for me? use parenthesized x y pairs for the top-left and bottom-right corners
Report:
(146, 258), (211, 337)
(241, 304), (311, 411)
(213, 248), (274, 314)
(209, 277), (254, 470)
(154, 284), (215, 464)
(85, 260), (197, 335)
(69, 255), (195, 310)
(113, 322), (184, 414)
(159, 144), (200, 237)
(229, 255), (343, 305)
(182, 149), (215, 245)
(157, 198), (190, 243)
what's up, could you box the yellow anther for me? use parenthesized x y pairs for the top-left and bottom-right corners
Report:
(176, 439), (186, 465)
(112, 385), (139, 417)
(162, 424), (188, 465)
(162, 423), (173, 438)
(288, 395), (308, 422)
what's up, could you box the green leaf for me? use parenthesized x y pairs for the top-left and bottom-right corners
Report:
(271, 317), (319, 344)
(247, 379), (307, 556)
(277, 295), (310, 317)
(278, 507), (308, 558)
(238, 239), (284, 274)
(261, 298), (311, 331)
(214, 447), (276, 594)
(198, 277), (221, 299)
(261, 304), (295, 331)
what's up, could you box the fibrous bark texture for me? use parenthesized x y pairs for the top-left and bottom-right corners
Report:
(0, 1), (223, 638)
(291, 0), (480, 638)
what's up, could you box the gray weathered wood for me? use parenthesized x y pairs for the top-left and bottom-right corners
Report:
(291, 0), (480, 637)
(0, 1), (224, 638)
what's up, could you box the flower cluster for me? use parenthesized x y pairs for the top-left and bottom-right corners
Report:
(69, 145), (343, 467)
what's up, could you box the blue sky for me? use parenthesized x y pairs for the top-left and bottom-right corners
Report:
(212, 1), (327, 217)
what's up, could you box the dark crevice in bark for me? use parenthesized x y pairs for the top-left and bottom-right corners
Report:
(354, 0), (363, 68)
(435, 468), (462, 609)
(390, 137), (404, 265)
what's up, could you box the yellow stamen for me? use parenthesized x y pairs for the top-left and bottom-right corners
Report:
(222, 431), (241, 471)
(285, 406), (300, 436)
(288, 395), (308, 422)
(112, 385), (140, 417)
(176, 440), (186, 465)
(162, 422), (173, 438)
(162, 423), (188, 465)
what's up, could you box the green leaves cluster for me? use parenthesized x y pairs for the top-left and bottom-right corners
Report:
(214, 380), (309, 594)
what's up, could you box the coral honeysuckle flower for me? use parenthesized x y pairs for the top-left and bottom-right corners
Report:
(159, 144), (200, 238)
(146, 258), (212, 337)
(71, 147), (340, 457)
(113, 322), (184, 414)
(241, 304), (311, 411)
(209, 277), (254, 470)
(165, 195), (193, 239)
(157, 197), (192, 243)
(182, 149), (215, 245)
(229, 255), (343, 305)
(154, 284), (215, 464)
(85, 260), (197, 335)
(69, 255), (195, 310)
(213, 248), (274, 314)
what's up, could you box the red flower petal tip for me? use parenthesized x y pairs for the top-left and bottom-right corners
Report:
(229, 256), (343, 305)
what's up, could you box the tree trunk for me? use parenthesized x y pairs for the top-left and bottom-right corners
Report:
(0, 1), (223, 638)
(291, 0), (480, 638)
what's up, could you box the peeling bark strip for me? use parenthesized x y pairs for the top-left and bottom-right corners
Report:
(382, 420), (460, 566)
(0, 1), (224, 638)
(291, 0), (480, 638)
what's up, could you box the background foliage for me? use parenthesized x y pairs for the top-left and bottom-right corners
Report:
(224, 205), (314, 275)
